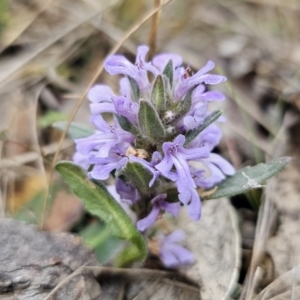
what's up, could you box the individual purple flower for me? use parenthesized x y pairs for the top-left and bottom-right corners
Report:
(88, 85), (116, 115)
(116, 178), (140, 205)
(88, 145), (128, 180)
(137, 194), (180, 232)
(88, 84), (138, 123)
(158, 229), (194, 268)
(75, 115), (134, 158)
(156, 134), (209, 220)
(105, 45), (159, 92)
(129, 151), (162, 187)
(175, 61), (227, 100)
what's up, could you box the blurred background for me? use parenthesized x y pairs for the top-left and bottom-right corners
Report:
(0, 0), (300, 296)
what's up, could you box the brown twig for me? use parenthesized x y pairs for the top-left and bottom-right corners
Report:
(39, 0), (173, 229)
(148, 0), (162, 60)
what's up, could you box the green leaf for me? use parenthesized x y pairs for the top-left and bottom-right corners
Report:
(163, 59), (173, 88)
(151, 75), (166, 114)
(53, 122), (94, 140)
(184, 110), (223, 146)
(127, 75), (140, 102)
(138, 99), (165, 144)
(55, 161), (147, 262)
(79, 221), (123, 264)
(118, 162), (154, 196)
(115, 115), (139, 135)
(206, 157), (291, 199)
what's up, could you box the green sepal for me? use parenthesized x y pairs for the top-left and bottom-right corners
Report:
(118, 161), (154, 196)
(205, 157), (291, 199)
(115, 115), (139, 135)
(138, 99), (165, 144)
(164, 86), (195, 125)
(55, 161), (147, 262)
(163, 59), (173, 88)
(53, 121), (94, 140)
(151, 75), (166, 114)
(128, 75), (140, 102)
(184, 110), (223, 146)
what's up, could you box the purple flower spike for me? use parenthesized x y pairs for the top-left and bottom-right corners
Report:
(159, 229), (194, 268)
(137, 194), (180, 231)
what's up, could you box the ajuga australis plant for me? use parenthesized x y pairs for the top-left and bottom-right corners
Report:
(55, 45), (290, 268)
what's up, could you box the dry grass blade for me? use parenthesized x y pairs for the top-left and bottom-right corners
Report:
(240, 181), (276, 300)
(147, 0), (162, 60)
(40, 0), (173, 228)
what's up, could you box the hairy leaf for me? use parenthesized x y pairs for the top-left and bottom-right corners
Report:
(55, 161), (147, 262)
(163, 59), (173, 88)
(206, 157), (291, 199)
(151, 75), (166, 114)
(138, 99), (165, 144)
(127, 75), (140, 102)
(184, 110), (223, 146)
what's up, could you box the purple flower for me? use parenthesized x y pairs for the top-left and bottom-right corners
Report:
(156, 135), (209, 220)
(105, 45), (159, 92)
(75, 115), (134, 158)
(88, 84), (138, 123)
(116, 178), (140, 204)
(175, 61), (227, 99)
(137, 194), (180, 231)
(88, 145), (128, 180)
(88, 85), (116, 115)
(159, 229), (194, 268)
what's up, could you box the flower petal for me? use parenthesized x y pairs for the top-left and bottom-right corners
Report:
(208, 153), (235, 175)
(136, 204), (160, 231)
(88, 85), (114, 103)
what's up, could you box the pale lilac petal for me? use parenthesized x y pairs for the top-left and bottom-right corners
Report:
(183, 115), (198, 130)
(173, 134), (185, 146)
(179, 145), (209, 160)
(90, 115), (111, 132)
(160, 249), (178, 268)
(119, 77), (131, 99)
(195, 61), (215, 76)
(200, 91), (225, 101)
(116, 178), (140, 203)
(199, 74), (227, 85)
(111, 96), (138, 123)
(162, 202), (180, 217)
(137, 205), (160, 231)
(105, 55), (136, 77)
(187, 189), (201, 221)
(88, 85), (114, 103)
(164, 229), (186, 243)
(207, 153), (235, 175)
(169, 244), (195, 265)
(90, 102), (116, 115)
(191, 84), (205, 99)
(73, 152), (90, 169)
(89, 162), (116, 180)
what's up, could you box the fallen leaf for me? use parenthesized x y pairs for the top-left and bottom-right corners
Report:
(178, 198), (241, 300)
